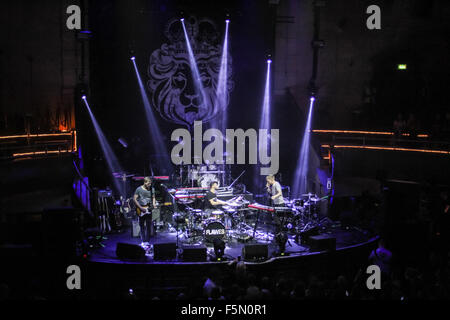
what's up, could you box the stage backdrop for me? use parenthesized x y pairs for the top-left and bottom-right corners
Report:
(85, 0), (305, 193)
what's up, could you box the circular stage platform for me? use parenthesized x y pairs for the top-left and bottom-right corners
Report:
(82, 223), (378, 299)
(87, 222), (378, 266)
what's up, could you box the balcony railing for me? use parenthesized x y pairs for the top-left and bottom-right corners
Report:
(0, 131), (77, 160)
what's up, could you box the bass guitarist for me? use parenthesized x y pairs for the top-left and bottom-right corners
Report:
(133, 177), (156, 246)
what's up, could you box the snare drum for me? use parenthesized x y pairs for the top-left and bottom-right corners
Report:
(211, 210), (224, 220)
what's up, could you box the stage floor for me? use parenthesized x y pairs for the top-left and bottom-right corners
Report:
(87, 220), (376, 265)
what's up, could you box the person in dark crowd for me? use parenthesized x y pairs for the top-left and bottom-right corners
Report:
(393, 113), (406, 137)
(406, 113), (419, 139)
(435, 190), (450, 256)
(369, 239), (393, 277)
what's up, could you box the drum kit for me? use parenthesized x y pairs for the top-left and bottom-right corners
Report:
(113, 166), (328, 245)
(284, 193), (328, 233)
(167, 195), (251, 244)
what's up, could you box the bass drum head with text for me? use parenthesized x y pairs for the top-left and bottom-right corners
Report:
(204, 220), (226, 242)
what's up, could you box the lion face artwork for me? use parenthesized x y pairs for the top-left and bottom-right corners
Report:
(148, 17), (233, 127)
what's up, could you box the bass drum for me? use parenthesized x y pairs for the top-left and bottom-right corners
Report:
(204, 219), (226, 242)
(198, 173), (219, 188)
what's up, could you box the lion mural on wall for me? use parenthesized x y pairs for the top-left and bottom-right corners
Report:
(148, 16), (233, 127)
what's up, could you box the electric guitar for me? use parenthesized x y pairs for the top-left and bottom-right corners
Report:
(136, 201), (173, 217)
(136, 202), (156, 217)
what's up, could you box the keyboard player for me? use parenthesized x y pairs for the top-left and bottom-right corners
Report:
(266, 175), (285, 231)
(266, 175), (285, 206)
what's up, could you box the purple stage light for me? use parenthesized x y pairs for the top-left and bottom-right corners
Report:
(81, 95), (86, 100)
(212, 18), (230, 135)
(130, 56), (135, 61)
(267, 59), (272, 64)
(130, 59), (171, 173)
(225, 19), (230, 23)
(253, 59), (272, 190)
(181, 18), (208, 113)
(81, 97), (125, 196)
(180, 18), (184, 22)
(292, 97), (315, 197)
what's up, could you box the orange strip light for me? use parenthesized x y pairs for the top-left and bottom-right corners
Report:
(73, 130), (77, 151)
(13, 150), (72, 157)
(0, 132), (74, 140)
(312, 129), (428, 138)
(321, 144), (450, 155)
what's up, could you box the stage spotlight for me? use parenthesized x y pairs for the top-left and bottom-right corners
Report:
(81, 97), (125, 196)
(81, 95), (86, 100)
(130, 56), (135, 61)
(292, 95), (316, 197)
(253, 57), (272, 189)
(130, 57), (171, 173)
(118, 137), (128, 148)
(275, 232), (288, 255)
(180, 18), (184, 22)
(212, 17), (230, 132)
(212, 238), (226, 260)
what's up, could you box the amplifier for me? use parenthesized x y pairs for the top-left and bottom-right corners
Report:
(98, 189), (113, 198)
(131, 219), (140, 238)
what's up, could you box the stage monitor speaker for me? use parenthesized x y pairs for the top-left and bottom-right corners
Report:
(116, 242), (146, 260)
(182, 245), (207, 262)
(298, 226), (320, 245)
(309, 235), (336, 252)
(154, 242), (177, 260)
(242, 244), (268, 261)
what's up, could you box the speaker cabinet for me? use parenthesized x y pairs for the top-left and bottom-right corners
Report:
(297, 226), (319, 245)
(182, 245), (207, 262)
(153, 242), (177, 260)
(309, 235), (336, 252)
(242, 244), (268, 261)
(116, 242), (146, 260)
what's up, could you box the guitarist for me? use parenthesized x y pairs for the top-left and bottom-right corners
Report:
(133, 177), (156, 246)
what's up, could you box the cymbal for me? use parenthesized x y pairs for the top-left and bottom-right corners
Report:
(113, 173), (135, 179)
(198, 170), (225, 174)
(301, 193), (317, 197)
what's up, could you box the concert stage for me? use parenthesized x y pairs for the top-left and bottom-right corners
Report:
(87, 222), (377, 266)
(81, 221), (378, 300)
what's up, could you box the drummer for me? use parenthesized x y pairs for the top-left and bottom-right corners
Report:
(204, 181), (228, 213)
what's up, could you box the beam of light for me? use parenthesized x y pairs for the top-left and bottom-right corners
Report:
(292, 97), (315, 197)
(259, 59), (272, 131)
(82, 97), (125, 196)
(212, 19), (230, 134)
(253, 60), (272, 192)
(320, 144), (450, 155)
(181, 19), (208, 122)
(131, 59), (171, 174)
